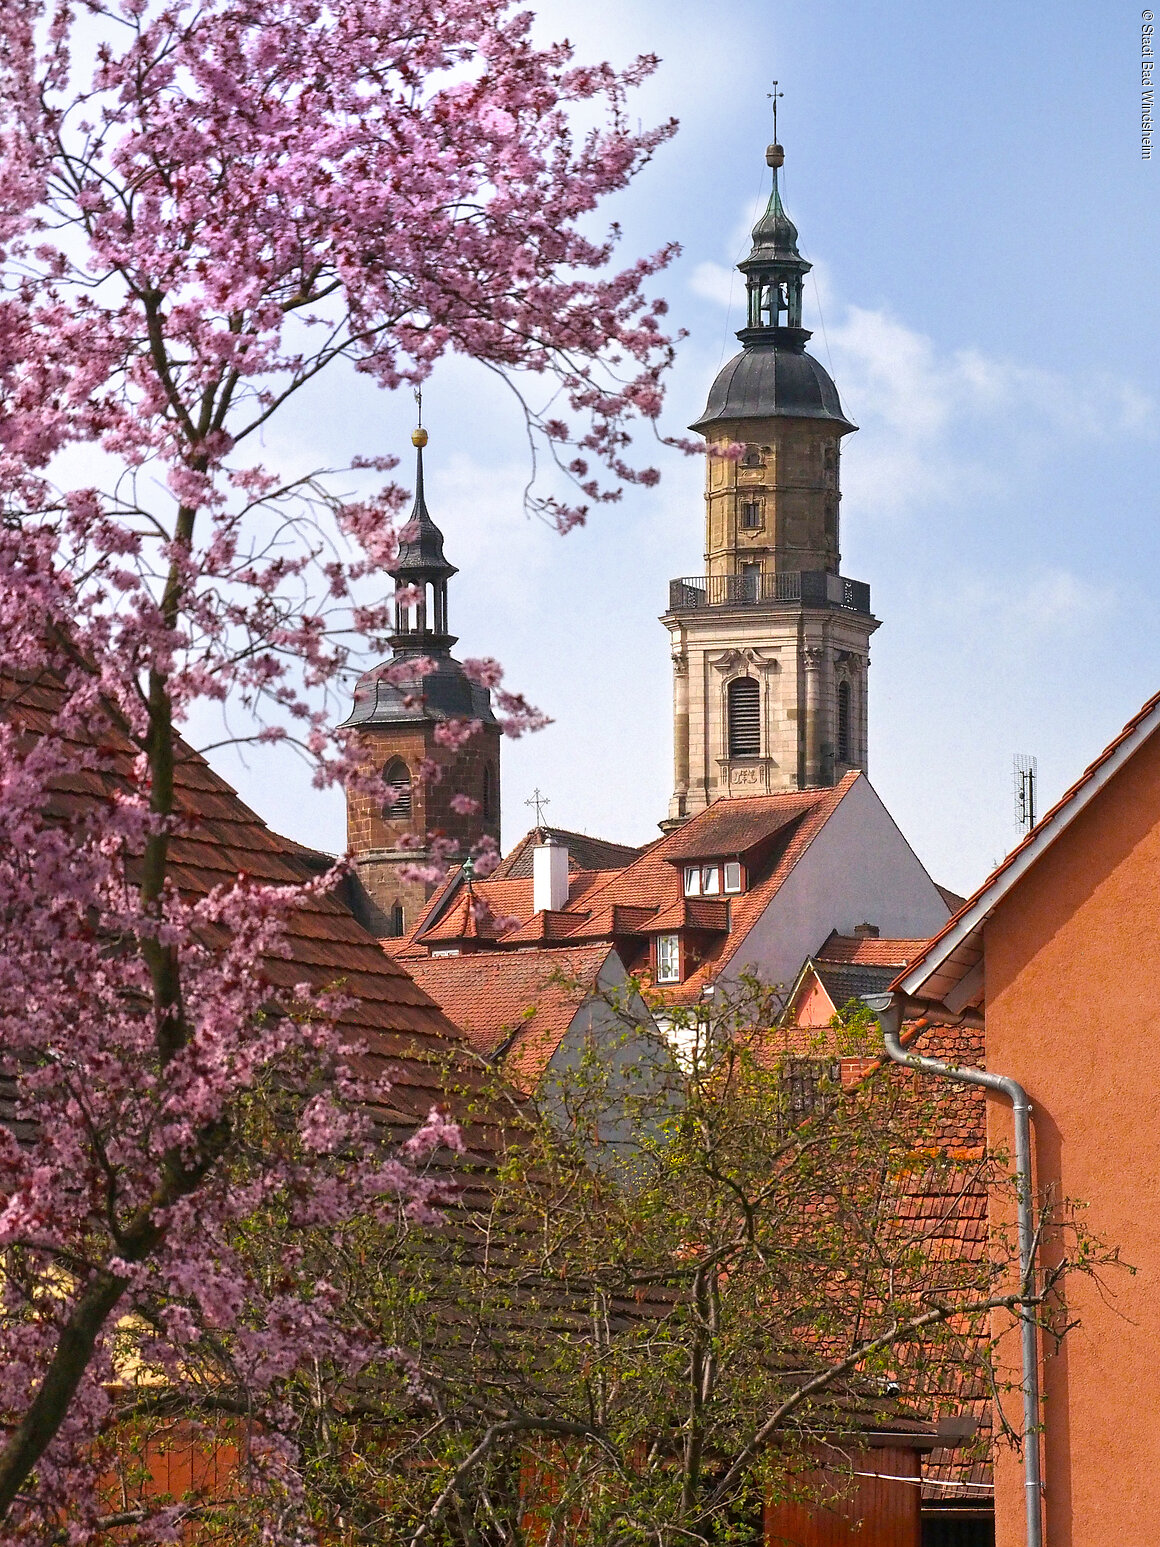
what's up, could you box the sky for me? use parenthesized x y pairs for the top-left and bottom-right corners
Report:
(209, 0), (1158, 898)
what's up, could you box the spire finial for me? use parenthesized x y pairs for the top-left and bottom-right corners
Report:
(766, 81), (785, 171)
(412, 386), (427, 448)
(768, 80), (783, 144)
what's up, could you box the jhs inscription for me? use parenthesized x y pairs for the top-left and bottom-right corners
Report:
(730, 766), (760, 787)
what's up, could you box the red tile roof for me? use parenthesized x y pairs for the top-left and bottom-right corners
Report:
(403, 945), (617, 1093)
(396, 779), (862, 1007)
(659, 792), (824, 862)
(815, 932), (929, 968)
(1, 670), (513, 1176)
(493, 827), (647, 879)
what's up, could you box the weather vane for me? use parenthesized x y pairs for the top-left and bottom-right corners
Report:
(525, 788), (550, 830)
(767, 79), (784, 143)
(414, 385), (423, 428)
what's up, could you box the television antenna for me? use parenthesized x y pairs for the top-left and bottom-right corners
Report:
(1013, 754), (1038, 835)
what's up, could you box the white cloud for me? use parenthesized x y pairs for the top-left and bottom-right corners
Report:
(690, 212), (1157, 522)
(689, 260), (736, 308)
(948, 565), (1115, 639)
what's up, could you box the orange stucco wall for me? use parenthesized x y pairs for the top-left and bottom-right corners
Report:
(984, 724), (1160, 1547)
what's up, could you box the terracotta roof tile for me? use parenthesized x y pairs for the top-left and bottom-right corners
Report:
(0, 669), (512, 1175)
(403, 945), (616, 1093)
(493, 827), (646, 880)
(659, 791), (828, 862)
(398, 781), (863, 1009)
(815, 933), (929, 968)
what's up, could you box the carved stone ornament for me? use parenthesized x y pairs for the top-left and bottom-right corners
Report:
(708, 649), (742, 674)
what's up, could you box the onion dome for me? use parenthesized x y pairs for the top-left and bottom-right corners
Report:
(340, 425), (497, 730)
(690, 141), (856, 437)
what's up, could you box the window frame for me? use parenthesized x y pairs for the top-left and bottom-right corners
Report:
(684, 866), (702, 897)
(655, 932), (681, 984)
(723, 861), (743, 894)
(701, 865), (721, 896)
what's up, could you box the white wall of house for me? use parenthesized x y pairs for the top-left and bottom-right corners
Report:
(720, 776), (950, 997)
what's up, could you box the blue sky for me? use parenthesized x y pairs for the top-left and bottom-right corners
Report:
(218, 0), (1159, 897)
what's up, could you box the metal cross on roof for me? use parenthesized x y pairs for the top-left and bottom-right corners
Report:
(767, 79), (784, 143)
(525, 787), (550, 830)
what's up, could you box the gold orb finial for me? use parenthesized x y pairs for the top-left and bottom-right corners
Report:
(766, 143), (784, 168)
(412, 426), (428, 448)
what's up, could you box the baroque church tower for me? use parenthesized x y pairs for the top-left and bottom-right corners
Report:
(342, 425), (500, 936)
(663, 138), (877, 823)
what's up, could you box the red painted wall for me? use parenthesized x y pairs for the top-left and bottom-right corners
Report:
(764, 1446), (921, 1547)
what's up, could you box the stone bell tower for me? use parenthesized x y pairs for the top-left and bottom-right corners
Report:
(342, 424), (501, 936)
(662, 137), (878, 823)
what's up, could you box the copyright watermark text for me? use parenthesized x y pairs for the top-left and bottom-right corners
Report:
(1144, 11), (1155, 158)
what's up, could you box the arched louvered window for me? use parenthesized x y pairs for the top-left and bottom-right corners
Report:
(727, 677), (761, 758)
(837, 680), (852, 765)
(381, 759), (412, 820)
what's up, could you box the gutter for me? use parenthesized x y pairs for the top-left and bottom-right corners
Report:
(863, 992), (1043, 1547)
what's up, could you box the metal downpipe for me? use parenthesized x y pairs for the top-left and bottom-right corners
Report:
(863, 992), (1043, 1547)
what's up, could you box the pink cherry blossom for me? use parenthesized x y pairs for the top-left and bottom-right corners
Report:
(0, 0), (679, 1536)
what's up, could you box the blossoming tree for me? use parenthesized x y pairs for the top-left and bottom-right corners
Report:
(0, 0), (677, 1535)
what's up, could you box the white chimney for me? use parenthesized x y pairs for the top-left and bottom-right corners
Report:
(533, 836), (569, 913)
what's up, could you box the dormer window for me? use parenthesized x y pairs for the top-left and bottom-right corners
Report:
(685, 865), (726, 898)
(656, 933), (681, 984)
(724, 862), (743, 894)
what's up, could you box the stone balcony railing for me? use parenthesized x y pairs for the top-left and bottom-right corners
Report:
(667, 570), (871, 615)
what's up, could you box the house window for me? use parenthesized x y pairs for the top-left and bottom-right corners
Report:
(381, 758), (412, 820)
(727, 677), (761, 758)
(685, 865), (725, 897)
(723, 861), (743, 893)
(741, 499), (763, 530)
(656, 933), (681, 983)
(837, 679), (852, 764)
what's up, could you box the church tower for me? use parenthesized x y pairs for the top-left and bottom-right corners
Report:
(662, 137), (877, 822)
(342, 425), (501, 936)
